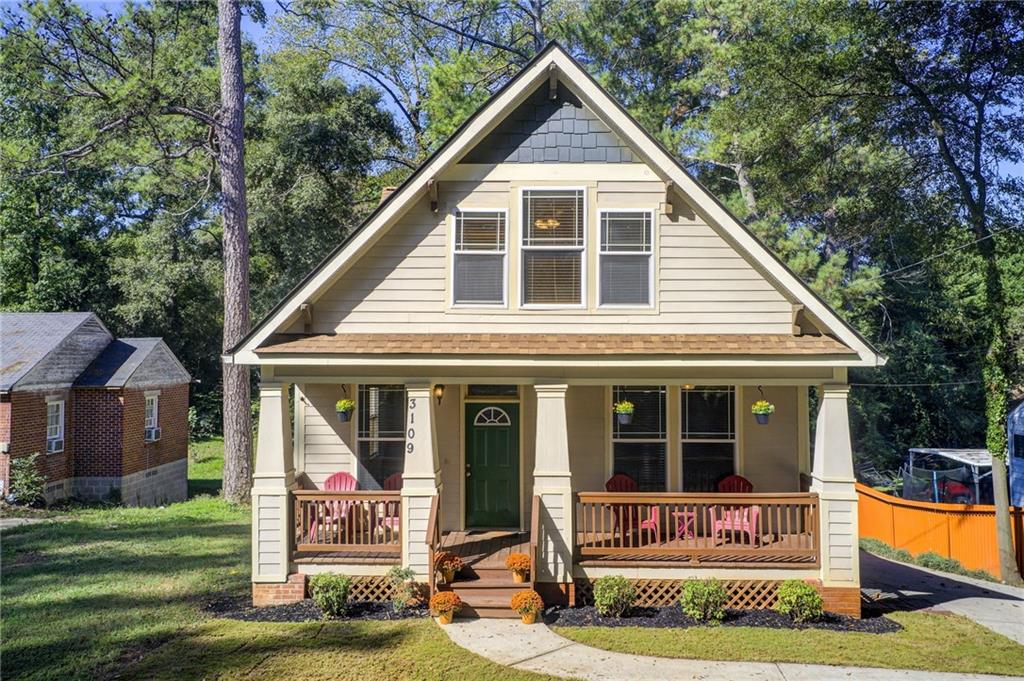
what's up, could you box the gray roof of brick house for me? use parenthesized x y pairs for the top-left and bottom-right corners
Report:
(461, 82), (638, 164)
(76, 338), (190, 388)
(0, 312), (111, 391)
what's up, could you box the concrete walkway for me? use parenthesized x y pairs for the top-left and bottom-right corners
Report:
(861, 551), (1024, 644)
(443, 618), (1024, 681)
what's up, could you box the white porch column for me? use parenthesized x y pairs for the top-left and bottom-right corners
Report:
(810, 384), (859, 587)
(402, 384), (440, 579)
(252, 381), (295, 583)
(533, 384), (573, 583)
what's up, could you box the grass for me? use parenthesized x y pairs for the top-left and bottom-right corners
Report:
(555, 611), (1024, 675)
(860, 537), (997, 582)
(0, 439), (553, 681)
(187, 436), (225, 497)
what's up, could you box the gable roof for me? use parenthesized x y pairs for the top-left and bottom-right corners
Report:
(228, 42), (885, 367)
(75, 338), (190, 388)
(0, 312), (108, 390)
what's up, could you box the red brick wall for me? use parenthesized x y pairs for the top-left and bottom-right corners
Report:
(72, 389), (125, 477)
(812, 582), (861, 618)
(253, 574), (307, 607)
(8, 389), (74, 486)
(121, 383), (189, 476)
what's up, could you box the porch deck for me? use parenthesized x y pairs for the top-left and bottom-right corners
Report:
(574, 531), (819, 568)
(439, 530), (531, 575)
(292, 550), (398, 566)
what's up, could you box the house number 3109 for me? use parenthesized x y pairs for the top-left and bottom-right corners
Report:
(406, 398), (417, 453)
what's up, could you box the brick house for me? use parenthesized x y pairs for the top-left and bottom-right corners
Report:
(0, 312), (191, 505)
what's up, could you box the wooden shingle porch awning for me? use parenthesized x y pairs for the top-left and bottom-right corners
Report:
(256, 333), (855, 357)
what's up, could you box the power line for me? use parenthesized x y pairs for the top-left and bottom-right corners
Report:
(850, 380), (982, 388)
(864, 226), (1014, 282)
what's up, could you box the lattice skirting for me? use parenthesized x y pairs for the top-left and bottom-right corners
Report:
(344, 576), (428, 604)
(573, 578), (780, 610)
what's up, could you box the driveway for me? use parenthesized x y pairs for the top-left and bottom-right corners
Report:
(860, 549), (1024, 644)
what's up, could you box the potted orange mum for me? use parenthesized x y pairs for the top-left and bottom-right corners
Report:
(505, 552), (531, 583)
(430, 591), (462, 625)
(434, 551), (464, 584)
(510, 589), (544, 624)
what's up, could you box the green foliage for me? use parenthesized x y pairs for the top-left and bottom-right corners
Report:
(308, 573), (352, 618)
(613, 400), (634, 415)
(7, 454), (46, 506)
(335, 399), (355, 413)
(592, 575), (635, 617)
(386, 565), (417, 615)
(774, 580), (823, 623)
(679, 578), (727, 623)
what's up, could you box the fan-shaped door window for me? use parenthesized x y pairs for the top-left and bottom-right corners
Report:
(474, 406), (511, 426)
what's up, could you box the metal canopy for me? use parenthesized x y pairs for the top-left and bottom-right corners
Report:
(908, 448), (992, 468)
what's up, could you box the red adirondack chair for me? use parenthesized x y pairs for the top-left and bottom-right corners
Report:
(710, 474), (759, 545)
(605, 473), (660, 542)
(308, 471), (359, 542)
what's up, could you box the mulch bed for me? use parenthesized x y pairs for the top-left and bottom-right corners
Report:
(544, 605), (902, 633)
(203, 594), (428, 623)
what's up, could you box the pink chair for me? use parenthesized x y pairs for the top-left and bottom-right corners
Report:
(708, 505), (762, 546)
(717, 475), (754, 493)
(309, 471), (359, 541)
(605, 474), (660, 542)
(377, 473), (403, 539)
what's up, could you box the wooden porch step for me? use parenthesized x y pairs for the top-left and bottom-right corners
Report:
(437, 580), (535, 619)
(458, 604), (522, 619)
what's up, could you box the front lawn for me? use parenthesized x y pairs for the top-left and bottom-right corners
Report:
(555, 611), (1024, 676)
(0, 441), (554, 681)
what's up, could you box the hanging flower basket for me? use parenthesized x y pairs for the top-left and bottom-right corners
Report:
(751, 400), (775, 425)
(613, 400), (635, 425)
(335, 399), (355, 422)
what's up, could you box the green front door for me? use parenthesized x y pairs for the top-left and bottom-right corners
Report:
(465, 403), (520, 528)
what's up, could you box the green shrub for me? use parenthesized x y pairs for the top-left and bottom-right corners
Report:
(679, 578), (727, 623)
(859, 538), (997, 582)
(774, 580), (823, 623)
(8, 454), (46, 506)
(387, 566), (417, 615)
(308, 574), (351, 618)
(592, 576), (635, 617)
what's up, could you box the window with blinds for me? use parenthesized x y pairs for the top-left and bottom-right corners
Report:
(521, 189), (585, 306)
(356, 384), (407, 489)
(612, 386), (667, 491)
(599, 211), (652, 306)
(680, 386), (736, 492)
(453, 210), (506, 305)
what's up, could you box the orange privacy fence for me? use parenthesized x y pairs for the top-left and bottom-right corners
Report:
(856, 482), (1024, 577)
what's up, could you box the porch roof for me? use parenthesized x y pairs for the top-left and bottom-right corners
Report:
(255, 333), (856, 357)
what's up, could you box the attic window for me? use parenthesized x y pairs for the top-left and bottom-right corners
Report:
(453, 210), (506, 306)
(521, 188), (585, 306)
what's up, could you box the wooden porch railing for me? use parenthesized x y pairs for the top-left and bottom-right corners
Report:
(577, 491), (819, 565)
(293, 490), (402, 553)
(425, 494), (440, 596)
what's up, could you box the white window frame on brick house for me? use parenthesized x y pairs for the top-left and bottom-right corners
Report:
(46, 399), (64, 453)
(597, 209), (655, 309)
(519, 186), (587, 309)
(450, 208), (508, 308)
(144, 392), (161, 441)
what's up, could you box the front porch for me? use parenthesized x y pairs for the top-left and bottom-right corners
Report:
(251, 378), (859, 615)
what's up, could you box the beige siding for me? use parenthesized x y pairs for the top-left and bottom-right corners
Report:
(307, 171), (792, 335)
(298, 383), (355, 487)
(740, 385), (801, 492)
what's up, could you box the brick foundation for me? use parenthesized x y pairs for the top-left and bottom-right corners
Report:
(252, 573), (307, 607)
(813, 582), (861, 618)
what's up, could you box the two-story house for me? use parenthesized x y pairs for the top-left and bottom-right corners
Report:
(226, 44), (884, 618)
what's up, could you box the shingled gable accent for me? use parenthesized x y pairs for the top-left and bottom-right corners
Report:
(227, 42), (885, 367)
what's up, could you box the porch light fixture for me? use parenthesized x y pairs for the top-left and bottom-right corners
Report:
(534, 217), (560, 230)
(433, 384), (446, 405)
(682, 384), (694, 391)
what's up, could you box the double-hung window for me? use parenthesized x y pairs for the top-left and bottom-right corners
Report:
(611, 386), (666, 491)
(599, 211), (653, 306)
(46, 400), (65, 453)
(521, 189), (585, 306)
(144, 394), (160, 440)
(356, 385), (407, 490)
(680, 386), (736, 491)
(453, 210), (506, 306)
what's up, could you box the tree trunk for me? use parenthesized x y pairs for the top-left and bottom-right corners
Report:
(217, 0), (253, 505)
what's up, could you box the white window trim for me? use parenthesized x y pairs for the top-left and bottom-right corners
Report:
(450, 207), (509, 309)
(597, 208), (656, 310)
(679, 386), (739, 491)
(354, 384), (407, 489)
(519, 186), (588, 310)
(608, 385), (669, 492)
(144, 394), (160, 431)
(46, 399), (65, 452)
